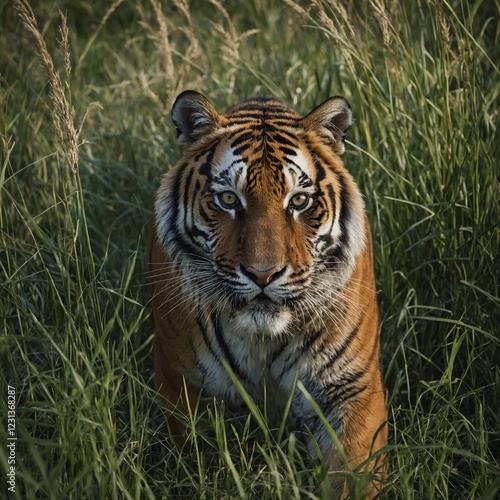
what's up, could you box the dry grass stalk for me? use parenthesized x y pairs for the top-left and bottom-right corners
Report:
(282, 0), (310, 17)
(172, 0), (201, 63)
(14, 0), (79, 173)
(137, 0), (256, 109)
(325, 0), (355, 38)
(370, 0), (393, 48)
(149, 0), (175, 86)
(137, 0), (203, 110)
(99, 0), (126, 30)
(138, 70), (165, 112)
(309, 0), (356, 76)
(207, 0), (259, 65)
(58, 10), (71, 77)
(431, 0), (452, 54)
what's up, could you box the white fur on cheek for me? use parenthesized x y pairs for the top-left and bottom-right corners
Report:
(154, 175), (176, 252)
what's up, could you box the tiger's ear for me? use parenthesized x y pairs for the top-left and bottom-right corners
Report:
(171, 91), (225, 147)
(300, 96), (353, 154)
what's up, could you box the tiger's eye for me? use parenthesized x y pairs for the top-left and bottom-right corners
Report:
(289, 193), (309, 210)
(218, 191), (238, 208)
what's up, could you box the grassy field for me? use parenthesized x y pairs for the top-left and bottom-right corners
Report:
(1, 0), (499, 498)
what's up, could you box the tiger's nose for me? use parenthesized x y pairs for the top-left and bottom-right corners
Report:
(241, 264), (285, 286)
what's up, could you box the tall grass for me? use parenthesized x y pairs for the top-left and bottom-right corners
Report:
(1, 0), (498, 498)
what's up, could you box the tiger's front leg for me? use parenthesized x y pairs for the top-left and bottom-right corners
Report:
(329, 401), (387, 498)
(290, 372), (387, 498)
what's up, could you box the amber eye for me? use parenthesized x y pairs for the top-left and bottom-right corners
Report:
(289, 193), (310, 210)
(217, 191), (238, 208)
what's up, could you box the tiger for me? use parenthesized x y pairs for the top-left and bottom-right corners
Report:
(147, 90), (388, 496)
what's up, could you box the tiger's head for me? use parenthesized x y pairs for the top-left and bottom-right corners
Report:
(154, 91), (367, 338)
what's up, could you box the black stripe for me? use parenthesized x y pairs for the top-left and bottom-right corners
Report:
(198, 203), (214, 226)
(269, 342), (288, 366)
(287, 274), (309, 287)
(230, 131), (255, 148)
(199, 146), (216, 178)
(181, 168), (209, 245)
(297, 169), (312, 188)
(269, 132), (296, 148)
(337, 173), (350, 245)
(169, 165), (205, 257)
(302, 328), (324, 352)
(196, 314), (220, 364)
(315, 313), (366, 379)
(326, 184), (336, 221)
(183, 167), (195, 240)
(169, 163), (184, 232)
(307, 410), (342, 436)
(327, 379), (368, 407)
(313, 158), (326, 184)
(277, 329), (324, 382)
(211, 313), (249, 383)
(323, 245), (345, 268)
(319, 369), (368, 410)
(229, 102), (295, 114)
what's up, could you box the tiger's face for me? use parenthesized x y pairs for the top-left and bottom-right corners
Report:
(155, 92), (366, 338)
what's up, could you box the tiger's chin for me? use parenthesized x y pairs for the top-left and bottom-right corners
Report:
(230, 296), (293, 339)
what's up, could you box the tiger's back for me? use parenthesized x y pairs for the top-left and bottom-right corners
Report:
(147, 91), (387, 496)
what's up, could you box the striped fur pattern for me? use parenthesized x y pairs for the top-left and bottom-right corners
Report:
(147, 91), (387, 495)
